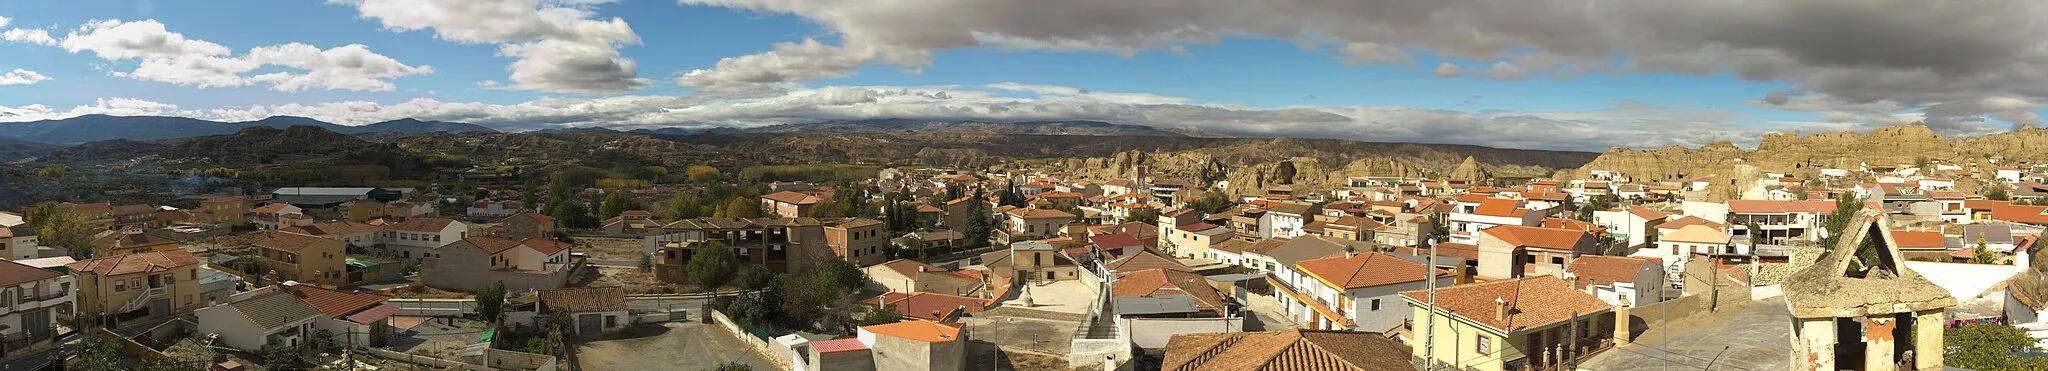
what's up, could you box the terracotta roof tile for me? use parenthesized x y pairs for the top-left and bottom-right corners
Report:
(255, 231), (339, 253)
(1889, 230), (1948, 249)
(288, 285), (391, 321)
(1656, 216), (1724, 231)
(1480, 225), (1589, 250)
(1296, 252), (1448, 290)
(538, 286), (628, 313)
(388, 218), (458, 232)
(0, 259), (60, 288)
(1399, 275), (1612, 333)
(68, 249), (200, 276)
(1472, 198), (1527, 218)
(1161, 329), (1412, 371)
(1114, 268), (1225, 315)
(762, 191), (821, 205)
(859, 320), (964, 343)
(1564, 255), (1658, 288)
(1108, 251), (1193, 273)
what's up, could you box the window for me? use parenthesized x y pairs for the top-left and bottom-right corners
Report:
(184, 295), (192, 305)
(1371, 299), (1381, 311)
(190, 269), (197, 280)
(605, 315), (617, 327)
(115, 280), (125, 292)
(1476, 335), (1492, 355)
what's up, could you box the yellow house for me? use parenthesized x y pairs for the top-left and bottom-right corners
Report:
(91, 230), (181, 258)
(1400, 275), (1615, 371)
(346, 200), (391, 223)
(253, 231), (349, 285)
(67, 249), (205, 322)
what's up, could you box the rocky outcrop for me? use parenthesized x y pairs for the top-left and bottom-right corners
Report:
(1446, 156), (1491, 181)
(1577, 125), (2048, 200)
(1060, 150), (1438, 196)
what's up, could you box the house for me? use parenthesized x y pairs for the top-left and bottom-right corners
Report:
(599, 210), (665, 236)
(1105, 250), (1193, 274)
(1090, 233), (1149, 260)
(1447, 197), (1544, 244)
(867, 292), (991, 321)
(1475, 225), (1597, 279)
(1726, 200), (1835, 244)
(1654, 224), (1740, 268)
(914, 204), (944, 227)
(994, 208), (1075, 246)
(197, 196), (249, 225)
(805, 338), (876, 371)
(69, 249), (204, 322)
(251, 203), (305, 230)
(378, 218), (470, 260)
(253, 231), (349, 285)
(288, 284), (399, 348)
(1161, 329), (1414, 371)
(0, 225), (40, 260)
(0, 259), (73, 346)
(535, 286), (630, 338)
(385, 200), (437, 220)
(1167, 223), (1233, 260)
(467, 200), (522, 220)
(972, 241), (1080, 284)
(1565, 255), (1666, 307)
(826, 218), (887, 266)
(648, 217), (842, 283)
(892, 230), (963, 253)
(940, 197), (976, 233)
(58, 202), (116, 230)
(420, 236), (581, 293)
(280, 221), (383, 248)
(90, 229), (180, 258)
(856, 320), (968, 371)
(1112, 268), (1240, 350)
(1319, 215), (1383, 243)
(1402, 275), (1616, 371)
(1890, 230), (1950, 261)
(863, 259), (985, 296)
(1261, 201), (1323, 240)
(112, 204), (156, 227)
(762, 191), (823, 218)
(344, 199), (391, 223)
(1205, 239), (1254, 268)
(1255, 236), (1375, 320)
(501, 212), (556, 240)
(270, 187), (409, 208)
(1963, 224), (2017, 253)
(196, 287), (324, 351)
(1290, 251), (1454, 332)
(1592, 206), (1666, 251)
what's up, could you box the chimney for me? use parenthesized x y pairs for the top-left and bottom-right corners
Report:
(1494, 297), (1509, 323)
(1344, 246), (1356, 259)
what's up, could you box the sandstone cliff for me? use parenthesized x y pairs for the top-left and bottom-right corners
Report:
(1576, 125), (2048, 200)
(1447, 156), (1492, 181)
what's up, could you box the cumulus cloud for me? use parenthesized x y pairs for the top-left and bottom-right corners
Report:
(331, 0), (651, 94)
(0, 69), (51, 85)
(671, 0), (2048, 131)
(0, 16), (58, 46)
(51, 19), (429, 91)
(1432, 63), (1461, 78)
(0, 84), (1794, 152)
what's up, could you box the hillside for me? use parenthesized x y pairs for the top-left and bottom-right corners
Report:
(0, 115), (495, 144)
(742, 119), (1208, 137)
(1574, 124), (2048, 200)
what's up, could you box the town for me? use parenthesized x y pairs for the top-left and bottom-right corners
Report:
(1, 144), (2043, 371)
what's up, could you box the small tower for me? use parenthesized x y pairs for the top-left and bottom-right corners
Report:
(1784, 210), (1955, 371)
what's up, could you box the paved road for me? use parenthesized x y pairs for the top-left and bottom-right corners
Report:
(588, 260), (638, 268)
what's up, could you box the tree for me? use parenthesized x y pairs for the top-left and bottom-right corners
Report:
(1947, 324), (2048, 370)
(714, 361), (755, 371)
(688, 242), (739, 290)
(73, 336), (125, 371)
(814, 258), (867, 296)
(739, 264), (776, 290)
(1818, 194), (1866, 253)
(1971, 238), (1997, 264)
(263, 345), (312, 371)
(1128, 207), (1162, 224)
(963, 188), (993, 249)
(1989, 186), (2012, 201)
(638, 253), (654, 272)
(998, 180), (1026, 208)
(599, 191), (641, 219)
(549, 200), (595, 229)
(520, 180), (541, 209)
(666, 191), (707, 220)
(1576, 194), (1616, 221)
(857, 305), (903, 326)
(30, 204), (92, 259)
(1188, 191), (1235, 215)
(722, 197), (763, 218)
(477, 281), (508, 324)
(686, 165), (722, 183)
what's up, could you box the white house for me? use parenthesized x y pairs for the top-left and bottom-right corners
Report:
(0, 260), (72, 344)
(1565, 256), (1666, 307)
(377, 218), (470, 260)
(1446, 196), (1543, 244)
(1, 226), (40, 260)
(1260, 202), (1322, 240)
(466, 200), (522, 220)
(196, 288), (323, 351)
(511, 238), (574, 270)
(1999, 167), (2027, 183)
(1725, 200), (1835, 244)
(1290, 252), (1453, 332)
(1593, 206), (1666, 252)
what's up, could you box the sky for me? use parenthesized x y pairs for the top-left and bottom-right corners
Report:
(1, 0), (2046, 152)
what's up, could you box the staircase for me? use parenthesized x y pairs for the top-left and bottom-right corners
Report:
(117, 287), (164, 314)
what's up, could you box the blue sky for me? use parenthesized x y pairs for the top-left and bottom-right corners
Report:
(0, 0), (2043, 151)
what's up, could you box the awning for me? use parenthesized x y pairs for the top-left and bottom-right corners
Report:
(345, 304), (402, 325)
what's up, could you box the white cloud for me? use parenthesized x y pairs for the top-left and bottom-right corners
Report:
(0, 69), (51, 85)
(51, 19), (429, 91)
(669, 0), (2048, 131)
(331, 0), (650, 94)
(1432, 63), (1461, 78)
(0, 84), (1795, 152)
(1, 26), (57, 46)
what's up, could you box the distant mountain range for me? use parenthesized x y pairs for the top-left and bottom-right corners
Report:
(0, 115), (497, 145)
(538, 119), (1223, 138)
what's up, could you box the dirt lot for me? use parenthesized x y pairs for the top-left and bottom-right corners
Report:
(584, 266), (703, 294)
(385, 284), (472, 299)
(968, 341), (1070, 371)
(575, 322), (776, 371)
(577, 236), (647, 261)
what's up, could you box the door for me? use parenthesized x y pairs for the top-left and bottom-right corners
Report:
(577, 314), (602, 336)
(151, 299), (171, 318)
(20, 309), (48, 341)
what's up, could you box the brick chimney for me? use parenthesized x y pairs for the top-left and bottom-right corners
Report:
(1494, 297), (1509, 324)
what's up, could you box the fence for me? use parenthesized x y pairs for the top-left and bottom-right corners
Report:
(708, 309), (794, 370)
(392, 298), (478, 316)
(366, 348), (470, 369)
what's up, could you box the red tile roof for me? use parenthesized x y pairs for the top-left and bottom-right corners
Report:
(1295, 252), (1449, 290)
(1656, 215), (1724, 231)
(1564, 256), (1657, 288)
(1889, 230), (1948, 249)
(1090, 233), (1146, 250)
(68, 249), (200, 276)
(457, 236), (525, 254)
(1161, 329), (1413, 371)
(288, 285), (392, 323)
(388, 218), (458, 232)
(1472, 198), (1528, 218)
(1624, 206), (1667, 221)
(1114, 268), (1226, 315)
(521, 238), (573, 255)
(1399, 275), (1613, 333)
(255, 231), (339, 252)
(1481, 225), (1590, 250)
(762, 191), (821, 205)
(0, 259), (59, 288)
(867, 292), (990, 320)
(859, 320), (964, 343)
(810, 338), (869, 353)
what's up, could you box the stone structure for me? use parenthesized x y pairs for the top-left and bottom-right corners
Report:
(1783, 210), (1954, 371)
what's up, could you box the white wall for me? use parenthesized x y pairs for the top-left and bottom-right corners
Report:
(1121, 317), (1238, 349)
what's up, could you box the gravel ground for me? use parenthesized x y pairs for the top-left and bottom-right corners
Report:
(575, 322), (776, 371)
(1577, 297), (1791, 371)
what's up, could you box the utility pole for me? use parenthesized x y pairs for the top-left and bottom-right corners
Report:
(1421, 236), (1439, 371)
